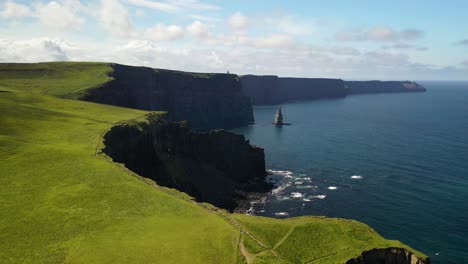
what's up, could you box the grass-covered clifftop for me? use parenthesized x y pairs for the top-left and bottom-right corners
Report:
(0, 62), (253, 129)
(0, 62), (429, 263)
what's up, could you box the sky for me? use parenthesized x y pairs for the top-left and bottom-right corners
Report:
(1, 0), (468, 80)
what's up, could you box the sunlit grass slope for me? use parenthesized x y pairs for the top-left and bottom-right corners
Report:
(0, 62), (428, 264)
(234, 215), (426, 264)
(0, 91), (239, 263)
(0, 62), (112, 98)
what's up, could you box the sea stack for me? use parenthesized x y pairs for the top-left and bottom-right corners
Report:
(274, 106), (284, 126)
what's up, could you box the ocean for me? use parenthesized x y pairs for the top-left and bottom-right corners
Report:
(231, 81), (468, 264)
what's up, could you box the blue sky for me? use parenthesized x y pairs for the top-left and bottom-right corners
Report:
(1, 0), (467, 80)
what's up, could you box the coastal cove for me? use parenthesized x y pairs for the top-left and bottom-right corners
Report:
(232, 81), (468, 264)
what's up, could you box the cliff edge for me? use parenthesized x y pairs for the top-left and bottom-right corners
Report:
(102, 113), (269, 210)
(84, 64), (254, 129)
(345, 80), (427, 94)
(346, 247), (431, 264)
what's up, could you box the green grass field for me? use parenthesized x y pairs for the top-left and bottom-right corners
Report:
(0, 62), (427, 263)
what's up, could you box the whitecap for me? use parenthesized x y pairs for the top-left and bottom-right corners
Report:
(312, 195), (326, 199)
(351, 175), (363, 179)
(294, 181), (303, 185)
(275, 212), (289, 216)
(328, 186), (338, 190)
(302, 177), (311, 181)
(296, 185), (315, 189)
(291, 192), (303, 199)
(268, 170), (294, 178)
(303, 198), (311, 202)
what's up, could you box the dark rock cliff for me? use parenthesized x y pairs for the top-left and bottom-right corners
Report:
(346, 247), (430, 264)
(102, 113), (269, 210)
(345, 81), (426, 94)
(83, 64), (253, 129)
(240, 75), (347, 105)
(240, 75), (426, 105)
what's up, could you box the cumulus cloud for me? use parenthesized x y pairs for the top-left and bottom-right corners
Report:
(382, 43), (428, 51)
(0, 38), (70, 62)
(336, 26), (424, 42)
(186, 20), (210, 38)
(0, 1), (33, 19)
(228, 12), (249, 32)
(35, 0), (86, 30)
(100, 0), (134, 37)
(144, 23), (184, 41)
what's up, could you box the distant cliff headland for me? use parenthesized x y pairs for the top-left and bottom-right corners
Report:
(84, 64), (254, 129)
(241, 75), (426, 105)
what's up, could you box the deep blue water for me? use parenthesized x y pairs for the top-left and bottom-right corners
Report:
(231, 81), (468, 264)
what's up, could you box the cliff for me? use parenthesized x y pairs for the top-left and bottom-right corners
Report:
(240, 75), (426, 105)
(345, 81), (427, 94)
(102, 113), (269, 210)
(83, 64), (253, 129)
(346, 247), (430, 264)
(240, 75), (347, 105)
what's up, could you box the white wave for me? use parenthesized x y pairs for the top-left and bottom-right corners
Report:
(296, 185), (315, 189)
(351, 175), (363, 179)
(312, 195), (326, 199)
(291, 192), (304, 199)
(275, 212), (289, 216)
(302, 177), (311, 181)
(294, 181), (303, 185)
(276, 196), (291, 201)
(303, 198), (311, 202)
(271, 182), (291, 195)
(268, 170), (294, 178)
(328, 186), (338, 190)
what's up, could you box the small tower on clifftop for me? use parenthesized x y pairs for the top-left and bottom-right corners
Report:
(274, 106), (284, 126)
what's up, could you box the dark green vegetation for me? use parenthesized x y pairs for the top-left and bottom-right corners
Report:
(0, 62), (429, 263)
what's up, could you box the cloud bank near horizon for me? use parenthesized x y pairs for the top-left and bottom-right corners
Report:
(1, 0), (467, 80)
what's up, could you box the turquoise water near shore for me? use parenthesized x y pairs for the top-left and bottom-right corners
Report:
(231, 81), (468, 264)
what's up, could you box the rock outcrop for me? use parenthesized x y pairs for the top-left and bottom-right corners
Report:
(102, 113), (269, 210)
(240, 75), (347, 105)
(83, 64), (253, 129)
(345, 81), (426, 94)
(346, 247), (430, 264)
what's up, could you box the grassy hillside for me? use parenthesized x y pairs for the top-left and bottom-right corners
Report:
(0, 62), (427, 263)
(0, 62), (112, 98)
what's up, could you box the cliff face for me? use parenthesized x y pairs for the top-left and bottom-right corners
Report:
(241, 75), (426, 105)
(83, 64), (253, 129)
(345, 81), (426, 94)
(346, 248), (430, 264)
(102, 113), (268, 210)
(240, 75), (347, 105)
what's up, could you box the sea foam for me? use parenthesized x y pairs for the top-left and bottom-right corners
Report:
(328, 186), (338, 190)
(351, 175), (363, 179)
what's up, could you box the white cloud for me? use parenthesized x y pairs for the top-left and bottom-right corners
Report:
(252, 34), (294, 48)
(186, 20), (210, 38)
(0, 1), (33, 19)
(228, 12), (249, 32)
(336, 26), (425, 42)
(125, 0), (219, 13)
(35, 0), (85, 30)
(100, 0), (134, 37)
(126, 0), (178, 13)
(0, 38), (69, 62)
(144, 23), (184, 41)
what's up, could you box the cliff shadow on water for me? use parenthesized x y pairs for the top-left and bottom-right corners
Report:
(101, 113), (270, 211)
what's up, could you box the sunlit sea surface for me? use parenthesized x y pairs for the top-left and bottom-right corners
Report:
(231, 81), (468, 264)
